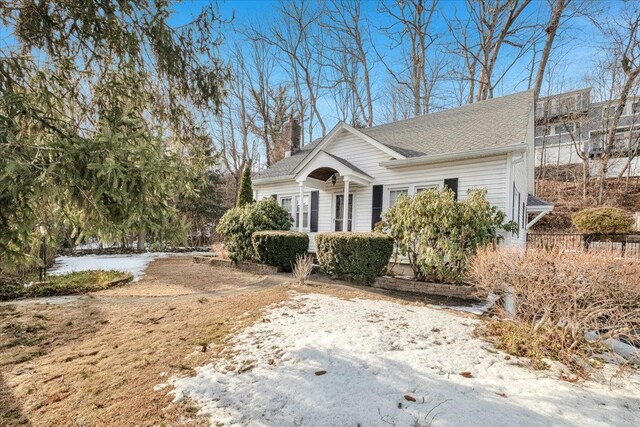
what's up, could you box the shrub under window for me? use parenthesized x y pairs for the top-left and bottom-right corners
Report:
(315, 232), (393, 284)
(382, 188), (516, 283)
(252, 231), (309, 272)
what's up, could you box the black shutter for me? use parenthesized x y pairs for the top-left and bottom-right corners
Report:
(371, 185), (384, 230)
(310, 191), (319, 232)
(444, 178), (459, 200)
(271, 194), (278, 200)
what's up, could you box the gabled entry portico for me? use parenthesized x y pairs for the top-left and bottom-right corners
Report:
(295, 150), (373, 232)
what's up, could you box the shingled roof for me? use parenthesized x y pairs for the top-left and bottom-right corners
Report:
(255, 90), (533, 180)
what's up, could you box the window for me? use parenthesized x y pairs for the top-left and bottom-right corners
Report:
(388, 188), (408, 207)
(280, 197), (293, 224)
(295, 195), (309, 229)
(334, 194), (353, 231)
(555, 123), (574, 134)
(415, 184), (439, 193)
(280, 195), (309, 230)
(512, 183), (521, 231)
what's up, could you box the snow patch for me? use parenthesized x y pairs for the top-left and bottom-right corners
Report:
(168, 294), (640, 426)
(50, 253), (166, 281)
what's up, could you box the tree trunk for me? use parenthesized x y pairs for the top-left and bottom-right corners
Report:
(137, 229), (146, 251)
(533, 0), (567, 101)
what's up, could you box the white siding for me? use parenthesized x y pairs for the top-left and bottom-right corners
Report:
(510, 154), (528, 246)
(255, 128), (527, 251)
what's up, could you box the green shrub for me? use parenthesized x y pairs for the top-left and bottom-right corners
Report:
(252, 231), (309, 271)
(572, 206), (633, 234)
(236, 162), (253, 207)
(216, 198), (292, 262)
(383, 188), (516, 283)
(315, 232), (393, 284)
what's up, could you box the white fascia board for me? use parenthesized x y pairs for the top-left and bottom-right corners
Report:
(253, 175), (296, 185)
(380, 144), (527, 169)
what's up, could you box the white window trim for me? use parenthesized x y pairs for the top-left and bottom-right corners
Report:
(332, 191), (356, 232)
(384, 186), (409, 211)
(278, 193), (310, 232)
(414, 182), (441, 193)
(383, 181), (443, 210)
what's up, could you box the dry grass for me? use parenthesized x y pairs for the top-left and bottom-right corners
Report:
(292, 254), (314, 286)
(0, 257), (293, 426)
(471, 246), (640, 375)
(0, 256), (423, 426)
(211, 241), (229, 259)
(534, 178), (640, 232)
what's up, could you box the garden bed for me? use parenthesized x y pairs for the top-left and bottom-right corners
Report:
(0, 270), (133, 301)
(374, 275), (477, 299)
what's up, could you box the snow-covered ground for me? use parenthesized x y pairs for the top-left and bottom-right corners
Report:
(50, 253), (167, 281)
(167, 294), (640, 427)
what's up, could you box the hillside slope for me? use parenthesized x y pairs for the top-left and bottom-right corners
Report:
(532, 178), (640, 232)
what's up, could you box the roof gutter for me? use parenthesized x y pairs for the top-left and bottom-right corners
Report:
(379, 144), (528, 169)
(253, 174), (296, 185)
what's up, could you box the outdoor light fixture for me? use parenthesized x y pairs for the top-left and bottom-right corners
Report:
(331, 173), (337, 186)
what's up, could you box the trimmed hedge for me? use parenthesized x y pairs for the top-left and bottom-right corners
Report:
(315, 232), (393, 284)
(252, 231), (309, 272)
(216, 198), (292, 262)
(572, 206), (633, 234)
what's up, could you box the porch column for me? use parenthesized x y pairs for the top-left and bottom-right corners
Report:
(298, 181), (305, 232)
(342, 176), (350, 232)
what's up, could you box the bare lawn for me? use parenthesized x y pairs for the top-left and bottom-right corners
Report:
(0, 257), (291, 426)
(3, 256), (637, 426)
(0, 256), (401, 426)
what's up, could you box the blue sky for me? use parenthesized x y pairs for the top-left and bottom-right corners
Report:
(0, 0), (621, 152)
(165, 0), (619, 155)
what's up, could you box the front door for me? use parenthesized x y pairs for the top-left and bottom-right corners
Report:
(334, 194), (353, 231)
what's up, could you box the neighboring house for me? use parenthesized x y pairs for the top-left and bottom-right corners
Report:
(535, 88), (640, 178)
(253, 90), (552, 252)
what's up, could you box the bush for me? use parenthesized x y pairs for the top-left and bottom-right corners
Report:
(383, 188), (516, 283)
(292, 253), (314, 286)
(572, 206), (633, 234)
(252, 231), (309, 271)
(216, 198), (292, 262)
(315, 232), (393, 283)
(471, 246), (640, 374)
(236, 162), (253, 207)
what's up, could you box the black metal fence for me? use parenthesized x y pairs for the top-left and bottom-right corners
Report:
(527, 233), (640, 259)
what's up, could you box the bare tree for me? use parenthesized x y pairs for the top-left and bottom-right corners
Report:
(377, 0), (444, 116)
(214, 50), (256, 194)
(448, 0), (535, 102)
(533, 0), (571, 101)
(591, 7), (640, 203)
(323, 0), (375, 126)
(250, 1), (327, 143)
(237, 36), (294, 166)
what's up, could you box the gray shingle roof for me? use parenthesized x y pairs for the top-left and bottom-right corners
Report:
(255, 90), (533, 179)
(254, 138), (323, 179)
(527, 194), (553, 208)
(360, 90), (533, 158)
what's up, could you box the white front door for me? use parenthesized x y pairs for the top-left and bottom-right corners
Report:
(334, 194), (353, 231)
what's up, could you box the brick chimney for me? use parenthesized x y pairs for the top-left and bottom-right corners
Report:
(282, 115), (301, 157)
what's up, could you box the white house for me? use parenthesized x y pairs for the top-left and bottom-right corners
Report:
(253, 90), (553, 252)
